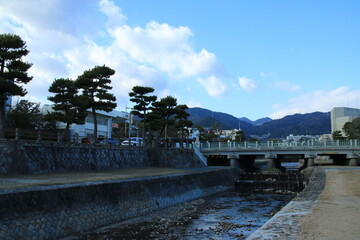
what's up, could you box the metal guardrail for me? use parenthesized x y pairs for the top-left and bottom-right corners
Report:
(200, 140), (360, 150)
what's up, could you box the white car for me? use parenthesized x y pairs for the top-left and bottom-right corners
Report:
(121, 139), (141, 146)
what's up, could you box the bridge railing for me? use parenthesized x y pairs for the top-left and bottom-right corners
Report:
(200, 140), (360, 150)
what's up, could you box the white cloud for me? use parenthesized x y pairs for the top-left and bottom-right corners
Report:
(259, 72), (276, 77)
(270, 87), (360, 119)
(238, 77), (257, 92)
(0, 0), (228, 110)
(0, 0), (100, 104)
(187, 100), (203, 108)
(99, 0), (127, 27)
(275, 81), (300, 92)
(109, 21), (219, 78)
(197, 76), (227, 98)
(63, 41), (169, 103)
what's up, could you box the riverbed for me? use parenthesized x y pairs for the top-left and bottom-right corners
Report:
(69, 191), (294, 240)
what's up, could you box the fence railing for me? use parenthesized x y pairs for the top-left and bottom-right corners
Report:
(5, 128), (67, 142)
(2, 128), (195, 149)
(3, 128), (126, 145)
(200, 140), (360, 150)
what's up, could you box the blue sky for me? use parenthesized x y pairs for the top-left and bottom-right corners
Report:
(1, 0), (360, 120)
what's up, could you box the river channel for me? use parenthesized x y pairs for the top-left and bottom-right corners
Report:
(69, 190), (294, 240)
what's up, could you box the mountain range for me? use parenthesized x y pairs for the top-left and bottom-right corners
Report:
(186, 107), (331, 139)
(239, 117), (272, 126)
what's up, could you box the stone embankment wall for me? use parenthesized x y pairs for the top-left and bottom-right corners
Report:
(0, 140), (205, 174)
(0, 168), (240, 240)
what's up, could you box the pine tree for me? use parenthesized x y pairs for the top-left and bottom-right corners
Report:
(0, 34), (32, 138)
(150, 96), (178, 138)
(175, 104), (192, 148)
(6, 100), (41, 129)
(149, 96), (192, 144)
(342, 118), (360, 140)
(129, 86), (157, 142)
(46, 78), (88, 141)
(76, 65), (117, 140)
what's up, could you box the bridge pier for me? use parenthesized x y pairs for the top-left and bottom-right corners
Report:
(229, 155), (240, 168)
(263, 154), (285, 173)
(307, 158), (315, 167)
(348, 155), (360, 166)
(228, 155), (257, 172)
(299, 154), (316, 171)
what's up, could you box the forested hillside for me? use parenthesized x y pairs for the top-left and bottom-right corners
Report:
(186, 107), (331, 138)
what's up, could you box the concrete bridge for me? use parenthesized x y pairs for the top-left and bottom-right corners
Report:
(197, 140), (360, 172)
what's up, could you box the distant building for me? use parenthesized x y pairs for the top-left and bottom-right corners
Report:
(285, 134), (318, 143)
(319, 134), (332, 141)
(221, 129), (240, 140)
(331, 107), (360, 134)
(184, 127), (200, 140)
(41, 105), (129, 141)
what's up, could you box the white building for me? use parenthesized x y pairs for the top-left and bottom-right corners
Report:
(220, 129), (240, 140)
(285, 134), (318, 143)
(331, 107), (360, 134)
(41, 104), (129, 141)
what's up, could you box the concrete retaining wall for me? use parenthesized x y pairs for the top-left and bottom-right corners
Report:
(247, 167), (326, 239)
(0, 168), (240, 240)
(0, 140), (205, 174)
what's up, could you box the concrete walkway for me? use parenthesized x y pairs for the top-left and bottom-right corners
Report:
(0, 167), (226, 193)
(297, 167), (360, 240)
(248, 166), (360, 240)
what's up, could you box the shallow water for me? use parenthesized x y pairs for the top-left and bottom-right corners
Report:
(71, 191), (294, 240)
(172, 191), (294, 239)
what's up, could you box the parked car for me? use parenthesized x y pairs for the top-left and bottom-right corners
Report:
(106, 138), (118, 145)
(81, 137), (91, 144)
(121, 138), (142, 146)
(97, 137), (118, 145)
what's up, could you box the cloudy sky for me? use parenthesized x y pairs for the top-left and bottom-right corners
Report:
(1, 0), (360, 120)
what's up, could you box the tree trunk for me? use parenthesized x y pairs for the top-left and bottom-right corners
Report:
(142, 121), (145, 141)
(0, 59), (5, 139)
(60, 123), (70, 142)
(0, 100), (5, 139)
(92, 108), (97, 143)
(180, 128), (184, 148)
(142, 112), (146, 146)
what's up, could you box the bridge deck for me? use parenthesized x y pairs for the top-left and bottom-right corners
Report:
(198, 140), (360, 158)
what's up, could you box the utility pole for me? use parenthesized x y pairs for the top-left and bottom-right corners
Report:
(125, 106), (133, 146)
(124, 114), (127, 138)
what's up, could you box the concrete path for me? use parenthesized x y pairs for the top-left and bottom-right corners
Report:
(297, 167), (360, 240)
(0, 167), (225, 193)
(248, 166), (360, 240)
